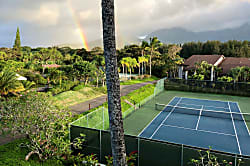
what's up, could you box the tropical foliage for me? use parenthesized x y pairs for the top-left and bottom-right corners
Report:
(0, 70), (24, 97)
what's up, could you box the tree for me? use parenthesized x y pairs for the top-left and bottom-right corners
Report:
(123, 57), (138, 79)
(146, 37), (162, 76)
(139, 41), (149, 75)
(120, 58), (127, 78)
(0, 70), (24, 97)
(73, 61), (96, 85)
(13, 27), (21, 53)
(102, 0), (127, 165)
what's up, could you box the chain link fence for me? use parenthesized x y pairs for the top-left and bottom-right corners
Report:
(69, 78), (250, 165)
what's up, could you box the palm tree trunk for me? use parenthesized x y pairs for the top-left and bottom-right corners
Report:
(150, 50), (152, 77)
(101, 0), (127, 165)
(122, 64), (124, 78)
(130, 68), (132, 80)
(138, 63), (140, 76)
(96, 74), (99, 87)
(142, 62), (144, 75)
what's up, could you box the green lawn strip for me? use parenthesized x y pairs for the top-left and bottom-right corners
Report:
(52, 86), (106, 108)
(123, 90), (250, 136)
(120, 76), (158, 85)
(0, 139), (61, 166)
(72, 84), (156, 129)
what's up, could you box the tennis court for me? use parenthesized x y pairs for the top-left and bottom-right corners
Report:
(139, 97), (250, 156)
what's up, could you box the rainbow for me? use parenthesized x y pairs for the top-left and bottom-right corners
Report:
(68, 0), (89, 50)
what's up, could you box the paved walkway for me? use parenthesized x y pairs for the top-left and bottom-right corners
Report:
(0, 80), (157, 145)
(70, 80), (157, 114)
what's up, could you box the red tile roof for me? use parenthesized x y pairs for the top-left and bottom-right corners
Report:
(183, 55), (224, 70)
(219, 57), (250, 74)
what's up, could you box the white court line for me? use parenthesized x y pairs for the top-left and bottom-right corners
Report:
(168, 104), (233, 114)
(178, 102), (229, 110)
(138, 97), (177, 136)
(236, 102), (250, 136)
(196, 105), (203, 130)
(228, 102), (242, 155)
(181, 97), (234, 104)
(162, 124), (236, 137)
(149, 97), (182, 139)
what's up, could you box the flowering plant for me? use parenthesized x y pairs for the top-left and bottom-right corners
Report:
(105, 151), (138, 166)
(190, 148), (243, 166)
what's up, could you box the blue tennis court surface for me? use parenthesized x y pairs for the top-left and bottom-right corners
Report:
(139, 97), (250, 156)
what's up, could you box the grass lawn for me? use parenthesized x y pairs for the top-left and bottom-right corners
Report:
(123, 90), (250, 136)
(120, 76), (158, 85)
(52, 86), (106, 108)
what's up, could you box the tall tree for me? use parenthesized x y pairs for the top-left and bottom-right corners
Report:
(13, 27), (21, 51)
(147, 37), (162, 76)
(13, 27), (22, 57)
(101, 0), (127, 165)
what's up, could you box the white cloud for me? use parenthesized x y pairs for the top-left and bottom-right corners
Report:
(0, 0), (249, 47)
(20, 3), (60, 26)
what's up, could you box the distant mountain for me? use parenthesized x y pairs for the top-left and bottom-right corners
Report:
(58, 23), (250, 49)
(146, 23), (250, 43)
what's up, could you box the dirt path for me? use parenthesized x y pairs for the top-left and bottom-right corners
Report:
(69, 80), (157, 114)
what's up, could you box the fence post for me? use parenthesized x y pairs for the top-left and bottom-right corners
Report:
(102, 107), (104, 130)
(87, 115), (89, 128)
(181, 144), (184, 166)
(235, 155), (237, 166)
(138, 137), (140, 166)
(100, 130), (102, 163)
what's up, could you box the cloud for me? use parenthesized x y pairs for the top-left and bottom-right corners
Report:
(0, 0), (249, 48)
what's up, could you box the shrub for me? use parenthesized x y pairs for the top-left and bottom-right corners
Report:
(144, 74), (151, 78)
(105, 151), (138, 166)
(217, 76), (233, 82)
(0, 91), (92, 164)
(73, 83), (86, 91)
(190, 148), (243, 166)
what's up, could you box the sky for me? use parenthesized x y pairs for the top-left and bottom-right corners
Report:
(0, 0), (250, 48)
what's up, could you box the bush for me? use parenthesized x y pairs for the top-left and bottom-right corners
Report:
(0, 92), (89, 164)
(190, 148), (243, 166)
(144, 74), (151, 78)
(217, 76), (233, 82)
(49, 80), (80, 95)
(73, 83), (86, 91)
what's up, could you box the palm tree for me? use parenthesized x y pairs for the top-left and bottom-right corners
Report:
(146, 37), (162, 76)
(0, 70), (24, 97)
(120, 58), (126, 78)
(138, 56), (148, 76)
(101, 0), (127, 165)
(128, 58), (138, 79)
(140, 41), (149, 75)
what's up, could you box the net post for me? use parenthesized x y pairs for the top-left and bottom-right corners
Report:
(181, 144), (184, 166)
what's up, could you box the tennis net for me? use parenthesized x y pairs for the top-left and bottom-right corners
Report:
(155, 103), (250, 122)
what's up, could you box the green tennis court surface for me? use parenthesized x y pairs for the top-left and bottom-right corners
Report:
(138, 96), (250, 156)
(123, 90), (250, 136)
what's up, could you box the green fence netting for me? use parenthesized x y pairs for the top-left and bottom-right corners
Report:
(69, 78), (250, 165)
(70, 127), (250, 166)
(71, 78), (166, 130)
(165, 79), (250, 97)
